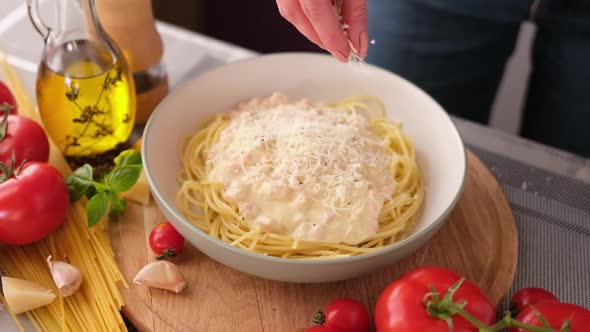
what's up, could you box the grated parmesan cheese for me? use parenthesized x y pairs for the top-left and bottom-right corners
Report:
(207, 94), (395, 244)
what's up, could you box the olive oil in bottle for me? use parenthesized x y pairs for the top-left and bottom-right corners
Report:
(36, 39), (136, 168)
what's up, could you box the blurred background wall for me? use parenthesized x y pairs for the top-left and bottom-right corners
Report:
(152, 1), (322, 53)
(151, 0), (534, 135)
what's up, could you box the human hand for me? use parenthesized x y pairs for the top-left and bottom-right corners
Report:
(276, 0), (368, 62)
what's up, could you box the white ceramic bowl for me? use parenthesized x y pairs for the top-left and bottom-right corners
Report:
(142, 53), (466, 283)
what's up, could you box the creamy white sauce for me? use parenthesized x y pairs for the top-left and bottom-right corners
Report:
(207, 94), (395, 244)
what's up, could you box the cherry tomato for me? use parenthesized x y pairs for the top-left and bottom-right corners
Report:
(323, 298), (370, 332)
(375, 266), (495, 332)
(0, 162), (69, 245)
(305, 326), (341, 332)
(149, 222), (186, 259)
(510, 287), (559, 314)
(509, 302), (590, 332)
(0, 81), (17, 114)
(0, 113), (49, 166)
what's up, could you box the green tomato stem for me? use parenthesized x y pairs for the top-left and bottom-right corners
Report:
(504, 317), (557, 332)
(445, 304), (489, 330)
(448, 303), (558, 331)
(0, 150), (25, 182)
(486, 315), (510, 330)
(428, 287), (561, 332)
(312, 311), (325, 325)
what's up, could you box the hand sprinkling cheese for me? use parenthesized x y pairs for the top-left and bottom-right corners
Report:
(332, 0), (364, 63)
(276, 0), (369, 62)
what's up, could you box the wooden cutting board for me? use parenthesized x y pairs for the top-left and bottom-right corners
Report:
(109, 151), (518, 332)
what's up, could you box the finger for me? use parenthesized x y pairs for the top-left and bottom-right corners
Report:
(300, 0), (350, 62)
(276, 0), (325, 49)
(341, 0), (368, 58)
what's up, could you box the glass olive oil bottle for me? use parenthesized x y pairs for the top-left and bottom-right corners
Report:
(28, 0), (136, 169)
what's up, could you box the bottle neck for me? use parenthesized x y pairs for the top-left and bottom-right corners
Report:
(46, 0), (124, 62)
(50, 0), (98, 44)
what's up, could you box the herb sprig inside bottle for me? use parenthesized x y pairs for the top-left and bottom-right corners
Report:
(63, 66), (129, 153)
(66, 149), (142, 227)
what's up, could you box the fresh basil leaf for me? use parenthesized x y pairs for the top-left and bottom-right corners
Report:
(106, 165), (142, 193)
(85, 185), (97, 200)
(66, 164), (93, 202)
(109, 193), (127, 217)
(94, 181), (109, 193)
(87, 191), (111, 227)
(114, 149), (142, 167)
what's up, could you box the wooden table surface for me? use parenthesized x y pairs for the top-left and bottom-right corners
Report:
(110, 151), (517, 332)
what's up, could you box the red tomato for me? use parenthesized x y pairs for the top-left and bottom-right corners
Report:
(509, 302), (590, 332)
(149, 222), (186, 259)
(0, 162), (69, 245)
(510, 287), (559, 314)
(374, 267), (495, 332)
(0, 113), (49, 166)
(0, 81), (17, 114)
(324, 298), (370, 332)
(305, 326), (341, 332)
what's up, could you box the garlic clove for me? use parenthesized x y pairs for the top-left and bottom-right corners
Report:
(133, 261), (186, 293)
(1, 276), (56, 314)
(47, 255), (83, 297)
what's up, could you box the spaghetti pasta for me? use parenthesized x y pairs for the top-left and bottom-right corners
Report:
(176, 94), (424, 259)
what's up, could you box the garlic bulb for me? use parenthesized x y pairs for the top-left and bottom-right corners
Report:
(133, 261), (186, 293)
(47, 256), (82, 297)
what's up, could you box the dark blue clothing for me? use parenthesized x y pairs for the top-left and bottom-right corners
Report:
(367, 0), (590, 157)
